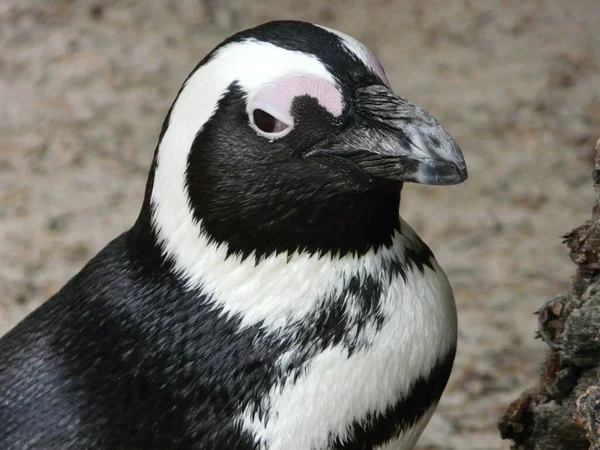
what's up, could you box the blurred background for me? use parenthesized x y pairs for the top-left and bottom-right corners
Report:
(1, 1), (600, 448)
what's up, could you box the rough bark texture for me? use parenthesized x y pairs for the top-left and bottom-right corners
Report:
(499, 139), (600, 449)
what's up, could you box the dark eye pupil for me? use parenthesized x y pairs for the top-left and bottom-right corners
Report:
(253, 109), (277, 133)
(252, 109), (290, 134)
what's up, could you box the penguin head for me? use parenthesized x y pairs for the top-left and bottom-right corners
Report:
(140, 21), (467, 262)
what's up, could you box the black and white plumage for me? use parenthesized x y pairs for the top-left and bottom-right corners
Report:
(0, 21), (467, 450)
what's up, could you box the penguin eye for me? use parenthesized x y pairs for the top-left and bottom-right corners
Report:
(250, 108), (292, 138)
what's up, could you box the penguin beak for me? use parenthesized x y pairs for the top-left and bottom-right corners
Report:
(315, 85), (468, 186)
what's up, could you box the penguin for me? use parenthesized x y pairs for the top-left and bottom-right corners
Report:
(0, 20), (467, 450)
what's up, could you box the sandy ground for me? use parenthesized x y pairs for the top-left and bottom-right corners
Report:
(2, 1), (600, 448)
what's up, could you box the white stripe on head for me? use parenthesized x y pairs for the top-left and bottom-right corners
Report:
(151, 37), (395, 330)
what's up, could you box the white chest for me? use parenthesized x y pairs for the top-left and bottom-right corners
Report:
(240, 255), (457, 450)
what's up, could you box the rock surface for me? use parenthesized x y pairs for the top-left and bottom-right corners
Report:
(499, 141), (600, 449)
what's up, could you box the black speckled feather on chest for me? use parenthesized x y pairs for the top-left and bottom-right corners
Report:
(0, 20), (466, 450)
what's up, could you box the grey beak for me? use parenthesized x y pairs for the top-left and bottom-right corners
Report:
(316, 85), (467, 186)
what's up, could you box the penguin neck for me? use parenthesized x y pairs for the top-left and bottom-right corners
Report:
(126, 182), (438, 335)
(133, 187), (402, 263)
(189, 185), (403, 261)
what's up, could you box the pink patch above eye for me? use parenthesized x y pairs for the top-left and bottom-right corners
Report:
(249, 74), (344, 120)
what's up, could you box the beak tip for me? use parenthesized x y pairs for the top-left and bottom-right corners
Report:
(456, 164), (468, 183)
(447, 158), (468, 185)
(414, 158), (468, 186)
(415, 129), (467, 185)
(444, 165), (469, 185)
(446, 143), (468, 184)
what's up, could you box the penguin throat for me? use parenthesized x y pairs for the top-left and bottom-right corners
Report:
(190, 188), (402, 261)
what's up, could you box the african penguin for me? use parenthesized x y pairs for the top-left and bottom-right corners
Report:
(0, 20), (467, 450)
